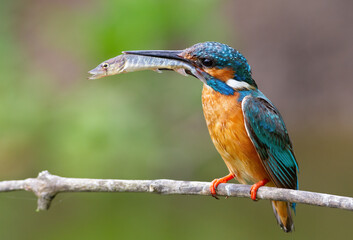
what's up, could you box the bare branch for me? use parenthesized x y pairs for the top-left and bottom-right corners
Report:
(0, 171), (352, 211)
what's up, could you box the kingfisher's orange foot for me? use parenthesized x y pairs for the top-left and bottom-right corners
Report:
(250, 178), (269, 201)
(210, 173), (234, 199)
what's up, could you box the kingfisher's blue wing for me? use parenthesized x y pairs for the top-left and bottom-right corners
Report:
(242, 96), (298, 190)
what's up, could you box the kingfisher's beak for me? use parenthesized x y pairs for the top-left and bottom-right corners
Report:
(123, 50), (187, 63)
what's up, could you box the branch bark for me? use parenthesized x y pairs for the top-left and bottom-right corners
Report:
(0, 171), (352, 211)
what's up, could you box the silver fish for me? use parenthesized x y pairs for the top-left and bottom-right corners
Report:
(88, 53), (205, 83)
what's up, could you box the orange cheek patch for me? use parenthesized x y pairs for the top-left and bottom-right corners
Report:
(204, 68), (235, 81)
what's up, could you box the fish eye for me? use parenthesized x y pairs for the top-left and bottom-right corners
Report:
(200, 58), (214, 68)
(102, 62), (109, 69)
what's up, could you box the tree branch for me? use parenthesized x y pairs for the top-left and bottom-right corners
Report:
(0, 171), (352, 211)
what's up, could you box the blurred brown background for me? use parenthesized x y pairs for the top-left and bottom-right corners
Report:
(0, 0), (352, 239)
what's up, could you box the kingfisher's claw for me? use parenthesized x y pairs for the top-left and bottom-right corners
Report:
(210, 179), (220, 199)
(250, 178), (269, 201)
(209, 173), (235, 199)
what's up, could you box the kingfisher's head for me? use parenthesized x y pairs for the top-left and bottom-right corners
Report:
(180, 42), (256, 89)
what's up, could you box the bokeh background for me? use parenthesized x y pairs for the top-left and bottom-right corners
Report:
(0, 0), (352, 239)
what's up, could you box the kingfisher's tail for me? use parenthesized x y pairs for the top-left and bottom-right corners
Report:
(271, 201), (294, 233)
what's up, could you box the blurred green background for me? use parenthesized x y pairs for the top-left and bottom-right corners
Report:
(0, 0), (352, 239)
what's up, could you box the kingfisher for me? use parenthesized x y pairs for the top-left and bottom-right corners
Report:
(89, 41), (299, 232)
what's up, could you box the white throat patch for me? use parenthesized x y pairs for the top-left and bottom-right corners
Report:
(226, 79), (253, 90)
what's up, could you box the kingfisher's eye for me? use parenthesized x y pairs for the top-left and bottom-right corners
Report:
(200, 58), (214, 68)
(102, 62), (109, 69)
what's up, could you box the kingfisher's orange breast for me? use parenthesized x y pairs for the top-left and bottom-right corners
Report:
(202, 85), (270, 184)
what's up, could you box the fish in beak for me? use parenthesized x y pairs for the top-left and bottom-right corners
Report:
(88, 50), (206, 83)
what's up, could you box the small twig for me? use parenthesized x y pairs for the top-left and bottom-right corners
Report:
(0, 171), (352, 211)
